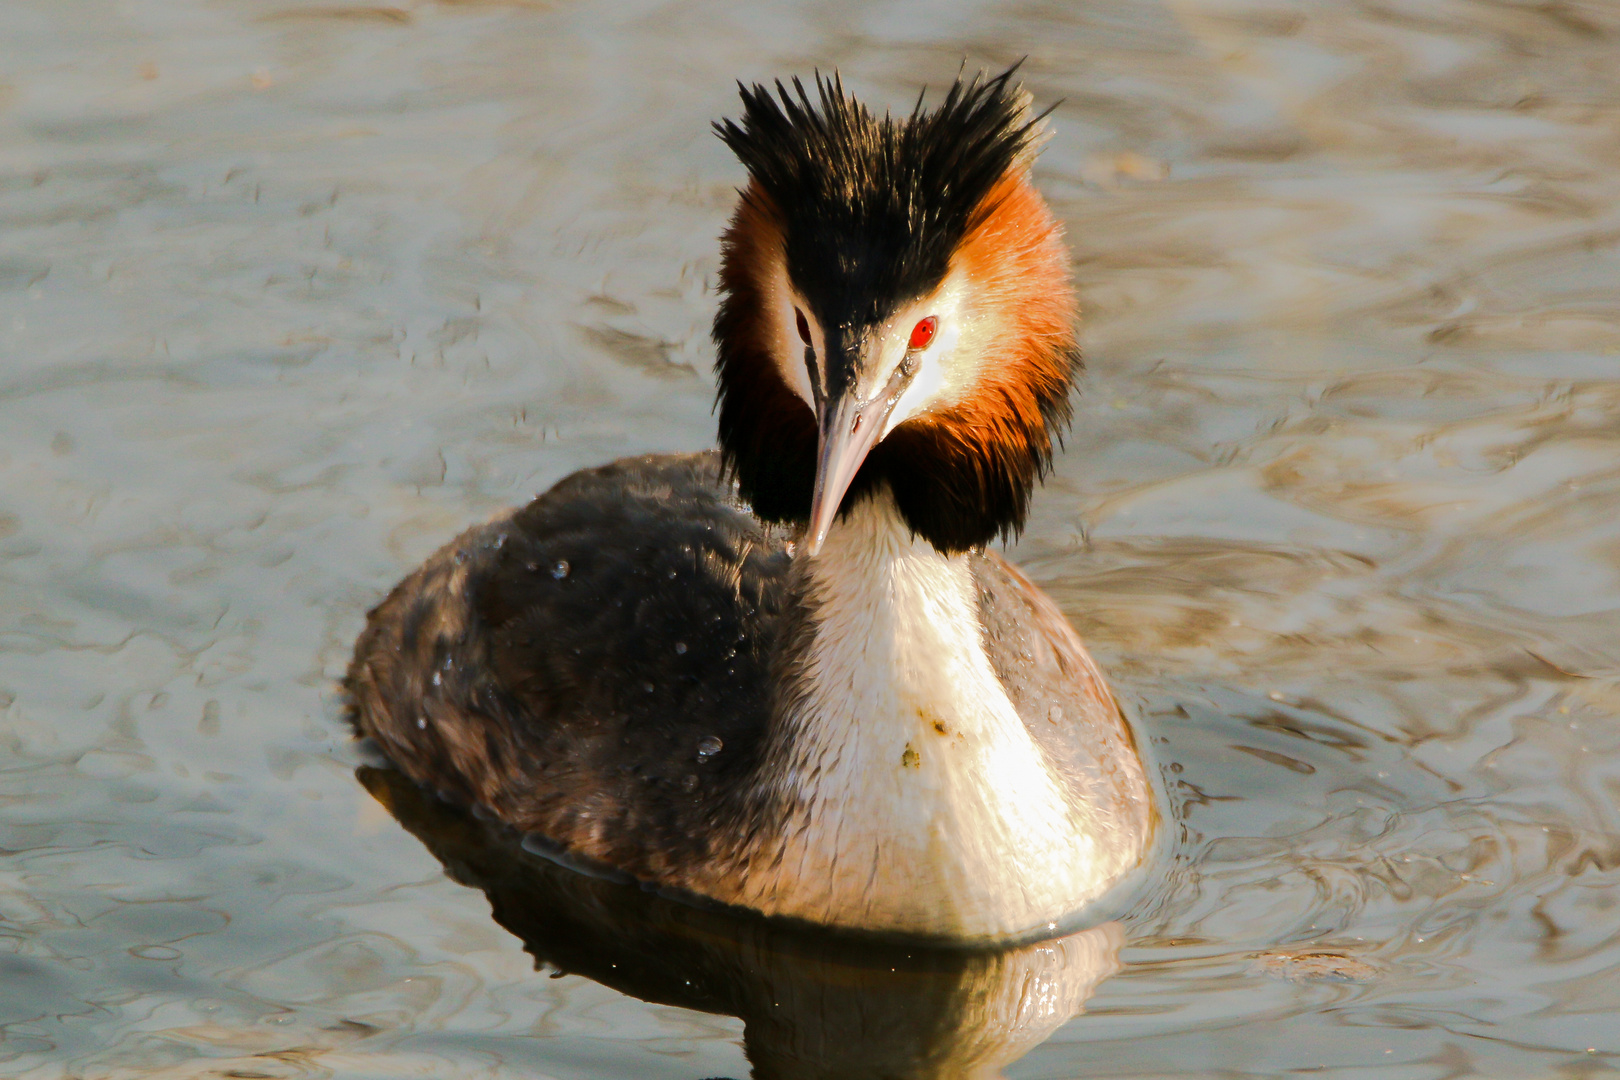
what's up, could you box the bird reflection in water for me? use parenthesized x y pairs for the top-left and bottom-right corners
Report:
(359, 764), (1124, 1080)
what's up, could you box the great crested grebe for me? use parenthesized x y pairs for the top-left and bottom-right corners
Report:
(348, 67), (1155, 942)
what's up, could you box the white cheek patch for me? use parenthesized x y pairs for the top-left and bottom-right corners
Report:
(776, 301), (816, 407)
(882, 272), (973, 436)
(884, 317), (960, 436)
(764, 259), (820, 408)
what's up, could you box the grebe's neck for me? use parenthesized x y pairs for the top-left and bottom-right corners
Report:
(711, 490), (1111, 939)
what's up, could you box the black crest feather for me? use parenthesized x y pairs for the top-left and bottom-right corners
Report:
(714, 66), (1043, 329)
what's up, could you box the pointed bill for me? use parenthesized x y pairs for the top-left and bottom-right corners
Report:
(804, 350), (920, 556)
(806, 393), (887, 556)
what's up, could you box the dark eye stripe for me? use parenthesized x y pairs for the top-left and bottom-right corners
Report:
(794, 308), (824, 409)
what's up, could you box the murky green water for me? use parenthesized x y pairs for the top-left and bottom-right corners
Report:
(3, 0), (1619, 1076)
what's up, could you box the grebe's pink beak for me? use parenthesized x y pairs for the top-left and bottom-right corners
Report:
(804, 349), (918, 557)
(805, 394), (887, 557)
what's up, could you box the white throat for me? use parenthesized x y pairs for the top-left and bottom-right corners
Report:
(722, 492), (1113, 939)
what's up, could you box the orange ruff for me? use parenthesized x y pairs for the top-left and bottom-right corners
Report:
(939, 172), (1076, 464)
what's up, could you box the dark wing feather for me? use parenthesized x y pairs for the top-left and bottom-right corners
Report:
(347, 452), (793, 878)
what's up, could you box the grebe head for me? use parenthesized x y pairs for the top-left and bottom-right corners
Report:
(712, 66), (1080, 556)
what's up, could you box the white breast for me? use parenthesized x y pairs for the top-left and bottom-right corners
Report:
(716, 494), (1136, 939)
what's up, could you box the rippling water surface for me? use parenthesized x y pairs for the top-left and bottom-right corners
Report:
(3, 0), (1620, 1076)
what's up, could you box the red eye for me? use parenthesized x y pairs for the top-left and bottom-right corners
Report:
(909, 316), (938, 351)
(795, 308), (812, 347)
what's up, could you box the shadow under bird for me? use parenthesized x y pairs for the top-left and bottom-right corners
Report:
(360, 764), (1124, 1079)
(348, 66), (1157, 942)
